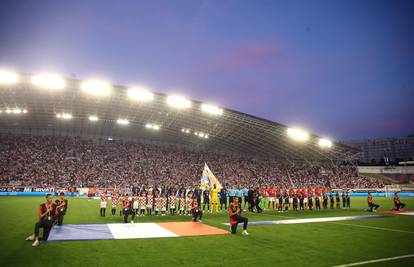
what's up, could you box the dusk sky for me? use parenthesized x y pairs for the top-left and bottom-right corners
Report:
(0, 0), (413, 141)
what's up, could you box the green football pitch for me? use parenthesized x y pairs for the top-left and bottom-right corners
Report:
(0, 196), (413, 267)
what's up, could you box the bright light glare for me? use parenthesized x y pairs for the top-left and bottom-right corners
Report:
(117, 119), (129, 125)
(81, 80), (111, 96)
(127, 87), (154, 102)
(89, 115), (99, 121)
(145, 123), (160, 130)
(6, 109), (11, 114)
(56, 113), (72, 120)
(166, 95), (191, 109)
(287, 128), (309, 142)
(319, 138), (333, 148)
(32, 74), (65, 90)
(12, 108), (22, 114)
(0, 70), (18, 84)
(201, 104), (223, 115)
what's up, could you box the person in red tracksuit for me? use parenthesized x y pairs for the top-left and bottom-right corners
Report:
(25, 194), (58, 246)
(228, 197), (249, 235)
(393, 192), (406, 211)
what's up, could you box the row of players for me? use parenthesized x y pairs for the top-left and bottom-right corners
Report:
(98, 188), (354, 218)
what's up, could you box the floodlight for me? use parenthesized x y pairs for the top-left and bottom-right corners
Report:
(81, 80), (111, 96)
(89, 115), (99, 121)
(127, 87), (154, 102)
(166, 95), (191, 109)
(32, 74), (65, 90)
(117, 119), (129, 125)
(146, 123), (160, 130)
(201, 104), (223, 115)
(287, 128), (309, 142)
(319, 138), (333, 148)
(0, 70), (18, 84)
(57, 113), (72, 120)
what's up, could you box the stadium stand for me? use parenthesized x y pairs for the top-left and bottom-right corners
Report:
(0, 134), (385, 189)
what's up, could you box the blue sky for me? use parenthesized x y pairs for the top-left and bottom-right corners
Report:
(0, 0), (413, 140)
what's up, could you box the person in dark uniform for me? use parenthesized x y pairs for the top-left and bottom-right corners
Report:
(329, 193), (334, 209)
(278, 193), (283, 212)
(345, 192), (351, 209)
(254, 190), (263, 213)
(191, 195), (203, 222)
(342, 192), (346, 209)
(25, 194), (57, 246)
(315, 195), (321, 210)
(203, 189), (210, 212)
(292, 193), (298, 211)
(55, 192), (68, 226)
(284, 192), (289, 211)
(194, 188), (202, 208)
(308, 196), (313, 211)
(220, 187), (228, 211)
(247, 187), (254, 212)
(228, 197), (248, 235)
(323, 194), (328, 209)
(123, 196), (136, 223)
(299, 192), (304, 210)
(335, 192), (341, 209)
(393, 192), (406, 211)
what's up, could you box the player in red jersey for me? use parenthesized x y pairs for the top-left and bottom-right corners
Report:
(267, 187), (275, 210)
(288, 188), (294, 208)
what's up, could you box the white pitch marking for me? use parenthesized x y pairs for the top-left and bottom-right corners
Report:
(332, 222), (414, 235)
(332, 253), (414, 267)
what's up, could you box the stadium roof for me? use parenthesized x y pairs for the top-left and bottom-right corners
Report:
(0, 71), (359, 161)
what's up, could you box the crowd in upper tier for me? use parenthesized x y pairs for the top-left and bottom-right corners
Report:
(0, 135), (386, 189)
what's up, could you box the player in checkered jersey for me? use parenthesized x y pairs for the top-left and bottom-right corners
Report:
(146, 191), (153, 216)
(169, 189), (177, 215)
(139, 191), (146, 216)
(179, 191), (186, 216)
(132, 195), (139, 214)
(160, 192), (167, 216)
(154, 192), (160, 216)
(111, 192), (118, 216)
(186, 192), (193, 216)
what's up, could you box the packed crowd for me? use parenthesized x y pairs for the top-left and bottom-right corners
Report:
(0, 135), (386, 189)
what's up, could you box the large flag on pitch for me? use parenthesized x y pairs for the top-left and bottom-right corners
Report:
(200, 163), (222, 190)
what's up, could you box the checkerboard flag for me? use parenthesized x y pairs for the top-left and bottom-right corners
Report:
(200, 163), (222, 190)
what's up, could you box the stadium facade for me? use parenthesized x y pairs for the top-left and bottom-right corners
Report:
(342, 136), (414, 165)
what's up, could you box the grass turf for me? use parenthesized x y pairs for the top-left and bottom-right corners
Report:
(0, 196), (413, 267)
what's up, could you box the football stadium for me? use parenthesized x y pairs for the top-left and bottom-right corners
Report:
(1, 1), (414, 267)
